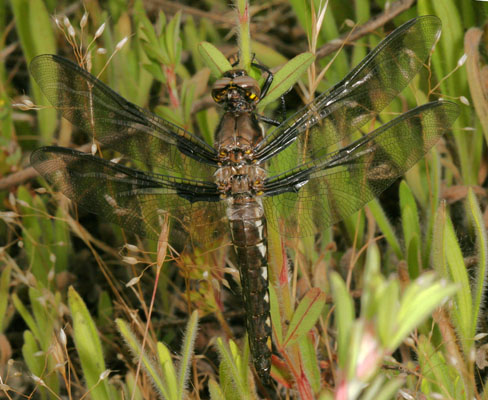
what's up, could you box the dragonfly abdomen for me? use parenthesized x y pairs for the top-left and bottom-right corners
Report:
(227, 201), (272, 382)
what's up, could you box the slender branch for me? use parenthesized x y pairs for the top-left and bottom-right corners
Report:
(316, 0), (415, 59)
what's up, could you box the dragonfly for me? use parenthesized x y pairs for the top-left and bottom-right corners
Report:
(30, 15), (459, 383)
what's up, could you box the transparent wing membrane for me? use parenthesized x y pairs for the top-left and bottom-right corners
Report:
(257, 16), (442, 167)
(263, 101), (459, 237)
(31, 147), (226, 244)
(30, 54), (218, 180)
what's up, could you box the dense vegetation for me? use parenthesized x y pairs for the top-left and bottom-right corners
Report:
(1, 0), (487, 398)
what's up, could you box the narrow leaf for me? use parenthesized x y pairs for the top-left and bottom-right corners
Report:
(68, 287), (112, 400)
(444, 213), (472, 343)
(209, 378), (225, 400)
(215, 338), (250, 398)
(258, 52), (315, 108)
(177, 310), (199, 398)
(198, 42), (232, 78)
(283, 288), (326, 346)
(298, 333), (321, 392)
(0, 266), (12, 332)
(367, 200), (402, 258)
(467, 189), (487, 337)
(269, 284), (283, 346)
(116, 318), (170, 399)
(158, 343), (178, 400)
(330, 273), (355, 369)
(389, 276), (457, 350)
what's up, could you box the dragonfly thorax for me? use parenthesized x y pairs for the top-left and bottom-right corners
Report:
(215, 164), (266, 197)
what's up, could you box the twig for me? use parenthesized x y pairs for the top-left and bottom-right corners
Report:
(0, 143), (92, 190)
(316, 0), (415, 59)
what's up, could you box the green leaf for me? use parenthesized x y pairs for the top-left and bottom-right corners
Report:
(10, 0), (57, 142)
(53, 206), (70, 272)
(209, 378), (225, 400)
(444, 213), (472, 343)
(376, 280), (400, 346)
(432, 202), (448, 277)
(22, 330), (43, 380)
(417, 334), (456, 395)
(400, 181), (421, 272)
(198, 42), (232, 78)
(158, 342), (178, 400)
(69, 287), (113, 400)
(164, 11), (182, 66)
(183, 16), (205, 72)
(30, 287), (54, 349)
(467, 189), (488, 337)
(367, 199), (402, 258)
(389, 274), (457, 350)
(283, 287), (325, 346)
(330, 273), (355, 369)
(361, 375), (404, 400)
(0, 265), (11, 332)
(143, 61), (167, 83)
(177, 310), (199, 398)
(269, 284), (283, 346)
(288, 0), (312, 38)
(258, 52), (315, 108)
(298, 333), (321, 393)
(251, 40), (288, 68)
(12, 293), (40, 341)
(17, 186), (53, 286)
(215, 338), (252, 399)
(406, 234), (420, 279)
(433, 201), (472, 342)
(117, 318), (170, 399)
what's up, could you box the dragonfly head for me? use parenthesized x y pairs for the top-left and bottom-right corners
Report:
(212, 69), (260, 112)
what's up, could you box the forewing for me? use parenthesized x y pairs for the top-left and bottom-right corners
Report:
(30, 54), (218, 180)
(31, 147), (226, 243)
(262, 101), (459, 237)
(256, 16), (442, 167)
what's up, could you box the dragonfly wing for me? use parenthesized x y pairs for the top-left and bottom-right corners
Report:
(256, 16), (442, 166)
(31, 147), (226, 243)
(262, 101), (459, 237)
(30, 54), (218, 180)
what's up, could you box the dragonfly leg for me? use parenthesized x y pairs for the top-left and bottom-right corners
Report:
(257, 114), (281, 127)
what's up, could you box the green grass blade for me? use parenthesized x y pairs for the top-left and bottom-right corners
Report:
(116, 318), (171, 399)
(330, 272), (354, 369)
(177, 310), (199, 398)
(467, 189), (487, 336)
(0, 265), (11, 332)
(367, 199), (402, 259)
